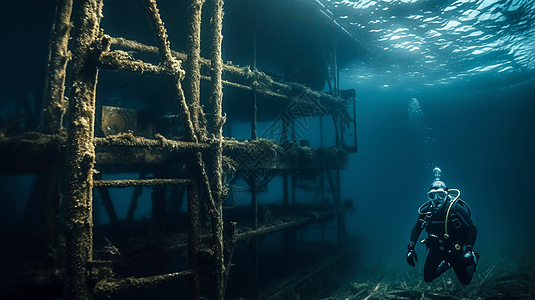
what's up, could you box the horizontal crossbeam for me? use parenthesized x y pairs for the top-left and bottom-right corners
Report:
(93, 178), (191, 188)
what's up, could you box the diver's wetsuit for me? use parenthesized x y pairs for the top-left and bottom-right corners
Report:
(409, 196), (477, 285)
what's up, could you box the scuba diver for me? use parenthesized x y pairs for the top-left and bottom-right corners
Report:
(406, 168), (479, 285)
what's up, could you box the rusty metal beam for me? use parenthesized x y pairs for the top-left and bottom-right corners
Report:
(93, 270), (193, 295)
(95, 135), (208, 150)
(93, 178), (191, 188)
(182, 1), (206, 298)
(207, 1), (226, 298)
(39, 0), (72, 134)
(235, 210), (337, 241)
(63, 0), (103, 299)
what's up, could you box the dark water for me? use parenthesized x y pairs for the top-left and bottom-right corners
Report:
(1, 0), (534, 298)
(341, 80), (535, 267)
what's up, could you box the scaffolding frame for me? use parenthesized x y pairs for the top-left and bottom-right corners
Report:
(1, 0), (357, 299)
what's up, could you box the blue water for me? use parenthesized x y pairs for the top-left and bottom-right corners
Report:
(315, 0), (535, 266)
(317, 0), (535, 89)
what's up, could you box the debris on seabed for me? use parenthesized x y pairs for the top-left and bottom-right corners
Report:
(321, 255), (535, 300)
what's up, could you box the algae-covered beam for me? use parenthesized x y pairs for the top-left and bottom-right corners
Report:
(93, 270), (193, 295)
(184, 0), (207, 141)
(96, 135), (281, 153)
(95, 134), (208, 150)
(209, 0), (225, 139)
(107, 37), (353, 111)
(108, 36), (285, 88)
(64, 0), (103, 299)
(106, 37), (350, 119)
(93, 178), (192, 188)
(200, 74), (289, 99)
(182, 1), (206, 299)
(104, 208), (338, 263)
(143, 0), (173, 63)
(97, 48), (179, 77)
(40, 0), (72, 134)
(186, 161), (203, 300)
(235, 210), (337, 241)
(250, 175), (260, 299)
(3, 133), (349, 172)
(101, 43), (289, 97)
(207, 1), (226, 299)
(39, 0), (72, 258)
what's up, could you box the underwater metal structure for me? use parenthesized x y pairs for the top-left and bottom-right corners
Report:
(0, 0), (359, 299)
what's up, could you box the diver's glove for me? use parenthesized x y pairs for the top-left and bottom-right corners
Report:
(461, 245), (475, 266)
(406, 242), (418, 267)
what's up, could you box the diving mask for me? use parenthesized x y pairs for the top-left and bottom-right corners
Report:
(427, 188), (447, 201)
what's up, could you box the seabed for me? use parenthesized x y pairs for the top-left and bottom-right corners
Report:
(327, 255), (535, 300)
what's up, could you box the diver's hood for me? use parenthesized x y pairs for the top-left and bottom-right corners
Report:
(429, 180), (447, 191)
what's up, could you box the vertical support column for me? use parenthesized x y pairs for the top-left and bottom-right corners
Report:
(251, 32), (257, 140)
(320, 114), (326, 242)
(184, 0), (206, 140)
(250, 30), (259, 300)
(282, 171), (289, 275)
(39, 0), (73, 257)
(252, 92), (257, 140)
(250, 176), (259, 299)
(208, 1), (226, 299)
(187, 166), (202, 299)
(40, 0), (73, 134)
(339, 117), (345, 145)
(182, 2), (204, 298)
(64, 0), (103, 299)
(289, 114), (298, 254)
(332, 115), (340, 147)
(222, 222), (237, 296)
(281, 114), (290, 263)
